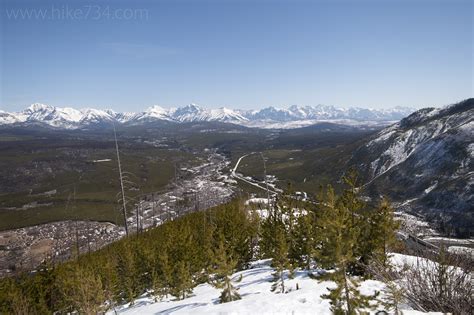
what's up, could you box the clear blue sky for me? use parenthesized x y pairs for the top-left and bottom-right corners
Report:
(1, 0), (472, 112)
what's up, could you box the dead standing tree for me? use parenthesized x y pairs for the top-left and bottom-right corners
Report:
(113, 125), (142, 235)
(115, 174), (141, 235)
(259, 152), (272, 215)
(113, 124), (129, 236)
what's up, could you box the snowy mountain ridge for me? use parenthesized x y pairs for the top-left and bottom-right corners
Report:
(0, 102), (416, 129)
(351, 98), (473, 236)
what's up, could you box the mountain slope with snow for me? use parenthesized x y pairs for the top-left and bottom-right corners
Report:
(111, 257), (441, 315)
(350, 98), (473, 236)
(0, 103), (415, 129)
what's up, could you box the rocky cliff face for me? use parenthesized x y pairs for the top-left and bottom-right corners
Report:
(351, 99), (473, 237)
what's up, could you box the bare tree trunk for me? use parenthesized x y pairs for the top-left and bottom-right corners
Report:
(342, 263), (352, 314)
(73, 186), (80, 258)
(87, 220), (91, 254)
(113, 124), (129, 236)
(152, 193), (156, 227)
(260, 152), (272, 220)
(136, 199), (140, 234)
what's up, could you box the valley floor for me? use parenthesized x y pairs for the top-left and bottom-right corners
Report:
(111, 255), (442, 315)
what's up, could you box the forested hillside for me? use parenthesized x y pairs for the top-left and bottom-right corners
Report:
(2, 173), (470, 314)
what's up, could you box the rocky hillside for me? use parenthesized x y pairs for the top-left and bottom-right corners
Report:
(351, 99), (473, 237)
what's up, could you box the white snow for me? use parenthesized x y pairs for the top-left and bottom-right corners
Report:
(110, 257), (441, 315)
(447, 246), (474, 258)
(423, 182), (437, 194)
(208, 107), (249, 122)
(0, 110), (21, 124)
(137, 105), (173, 121)
(423, 236), (474, 245)
(0, 103), (416, 129)
(245, 198), (269, 205)
(467, 143), (474, 158)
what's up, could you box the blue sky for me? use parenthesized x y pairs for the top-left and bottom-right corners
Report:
(1, 0), (472, 112)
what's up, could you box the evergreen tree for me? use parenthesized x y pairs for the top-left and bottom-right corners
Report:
(271, 224), (291, 294)
(171, 260), (193, 300)
(279, 188), (300, 268)
(339, 170), (369, 274)
(115, 243), (140, 303)
(292, 206), (315, 269)
(316, 185), (374, 314)
(198, 211), (217, 281)
(259, 214), (278, 259)
(24, 262), (57, 313)
(0, 277), (34, 315)
(141, 245), (163, 302)
(156, 249), (173, 299)
(379, 281), (404, 315)
(100, 254), (120, 313)
(271, 225), (294, 293)
(58, 265), (105, 314)
(210, 237), (241, 303)
(260, 196), (286, 260)
(323, 269), (373, 315)
(369, 197), (400, 267)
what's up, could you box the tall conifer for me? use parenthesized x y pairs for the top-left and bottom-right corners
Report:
(210, 237), (241, 303)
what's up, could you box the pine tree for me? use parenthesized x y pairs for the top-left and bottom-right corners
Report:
(100, 255), (119, 313)
(339, 170), (369, 274)
(323, 269), (373, 315)
(156, 249), (173, 299)
(259, 195), (286, 260)
(380, 281), (404, 315)
(141, 245), (163, 302)
(259, 214), (277, 259)
(210, 238), (241, 303)
(24, 262), (57, 313)
(313, 186), (339, 269)
(340, 170), (364, 227)
(198, 211), (217, 281)
(293, 208), (315, 269)
(271, 224), (291, 294)
(279, 187), (300, 268)
(58, 265), (105, 314)
(0, 278), (34, 315)
(315, 185), (374, 314)
(171, 260), (193, 300)
(369, 197), (400, 267)
(115, 243), (139, 303)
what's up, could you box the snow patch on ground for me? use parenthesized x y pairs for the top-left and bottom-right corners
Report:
(111, 257), (442, 315)
(447, 246), (474, 258)
(423, 182), (437, 194)
(245, 198), (269, 205)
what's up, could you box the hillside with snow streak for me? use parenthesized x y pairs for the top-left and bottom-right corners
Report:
(350, 98), (473, 236)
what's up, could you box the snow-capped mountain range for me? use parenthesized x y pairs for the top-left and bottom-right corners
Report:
(0, 103), (415, 129)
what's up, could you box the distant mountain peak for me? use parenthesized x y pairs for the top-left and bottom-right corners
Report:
(25, 103), (53, 112)
(147, 105), (167, 111)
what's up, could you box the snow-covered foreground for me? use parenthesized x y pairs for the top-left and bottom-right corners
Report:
(110, 257), (441, 315)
